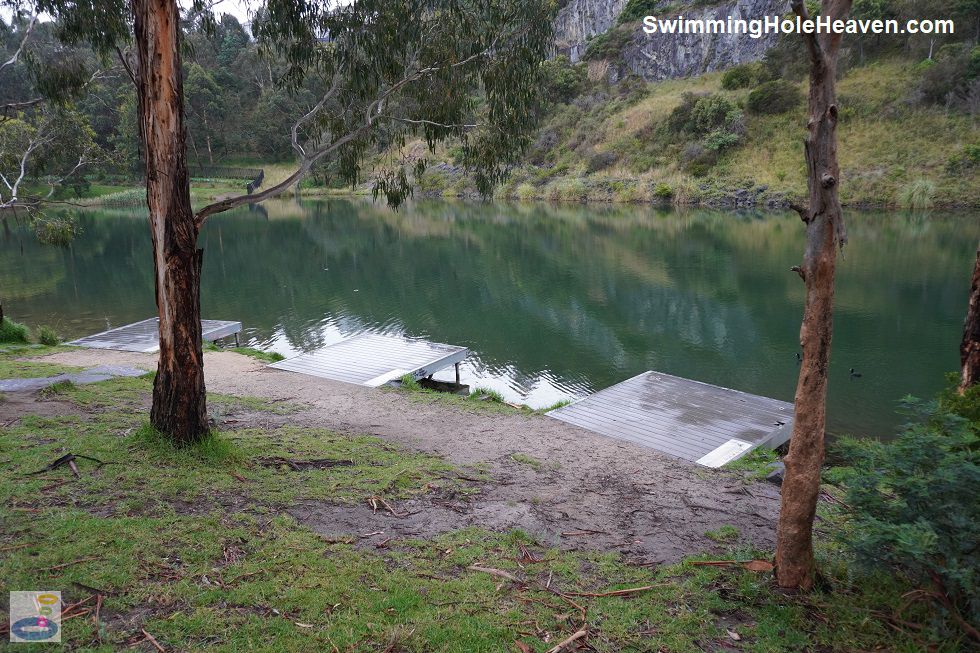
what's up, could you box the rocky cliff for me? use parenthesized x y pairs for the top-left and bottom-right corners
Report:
(555, 0), (791, 80)
(554, 0), (629, 61)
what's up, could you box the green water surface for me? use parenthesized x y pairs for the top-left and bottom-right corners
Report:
(2, 198), (976, 436)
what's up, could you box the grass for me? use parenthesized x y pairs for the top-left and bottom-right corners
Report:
(394, 375), (530, 415)
(0, 318), (30, 344)
(704, 525), (741, 543)
(0, 349), (964, 651)
(229, 346), (285, 362)
(509, 453), (546, 470)
(406, 59), (979, 208)
(725, 447), (779, 481)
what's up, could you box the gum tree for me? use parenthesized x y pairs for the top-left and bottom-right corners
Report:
(27, 0), (553, 444)
(776, 0), (853, 590)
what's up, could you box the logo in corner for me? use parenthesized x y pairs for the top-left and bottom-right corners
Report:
(9, 591), (61, 643)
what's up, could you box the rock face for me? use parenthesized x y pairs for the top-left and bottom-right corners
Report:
(554, 0), (629, 61)
(622, 0), (791, 80)
(555, 0), (791, 80)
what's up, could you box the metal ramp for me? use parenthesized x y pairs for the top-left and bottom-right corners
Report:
(547, 371), (793, 468)
(268, 333), (468, 387)
(68, 318), (242, 353)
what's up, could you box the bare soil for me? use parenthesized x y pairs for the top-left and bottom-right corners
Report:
(36, 349), (785, 563)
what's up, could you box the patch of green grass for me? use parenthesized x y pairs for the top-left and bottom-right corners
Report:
(36, 324), (61, 346)
(704, 524), (740, 543)
(36, 379), (76, 398)
(725, 447), (779, 481)
(209, 392), (301, 416)
(0, 317), (30, 343)
(510, 452), (545, 470)
(535, 399), (572, 414)
(0, 371), (962, 650)
(228, 346), (285, 363)
(393, 376), (529, 415)
(0, 345), (86, 379)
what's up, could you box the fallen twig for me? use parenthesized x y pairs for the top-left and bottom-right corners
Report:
(142, 628), (165, 652)
(25, 453), (108, 477)
(545, 628), (587, 653)
(0, 542), (32, 553)
(48, 556), (100, 571)
(560, 529), (606, 537)
(688, 559), (774, 572)
(563, 585), (664, 598)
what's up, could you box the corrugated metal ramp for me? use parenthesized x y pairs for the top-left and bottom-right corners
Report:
(68, 318), (241, 353)
(269, 333), (468, 387)
(547, 371), (793, 467)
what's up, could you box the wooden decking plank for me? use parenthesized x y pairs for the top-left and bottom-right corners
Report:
(548, 371), (793, 467)
(68, 318), (241, 353)
(268, 333), (468, 387)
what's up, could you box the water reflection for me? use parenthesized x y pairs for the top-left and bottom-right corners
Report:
(1, 198), (976, 436)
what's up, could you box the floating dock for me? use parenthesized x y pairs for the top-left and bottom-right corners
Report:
(68, 318), (242, 353)
(269, 333), (468, 387)
(547, 371), (793, 467)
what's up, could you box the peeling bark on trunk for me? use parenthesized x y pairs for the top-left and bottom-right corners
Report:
(132, 0), (208, 444)
(775, 0), (851, 591)
(960, 247), (980, 391)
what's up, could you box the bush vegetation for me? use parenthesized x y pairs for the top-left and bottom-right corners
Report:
(746, 80), (800, 115)
(0, 318), (30, 344)
(832, 391), (979, 638)
(37, 325), (60, 346)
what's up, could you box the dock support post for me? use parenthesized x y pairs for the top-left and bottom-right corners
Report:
(455, 362), (461, 385)
(234, 333), (240, 347)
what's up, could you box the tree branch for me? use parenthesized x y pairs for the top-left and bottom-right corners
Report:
(790, 0), (823, 67)
(0, 14), (37, 76)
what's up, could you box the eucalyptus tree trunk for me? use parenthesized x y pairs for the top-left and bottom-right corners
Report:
(960, 247), (980, 391)
(775, 0), (852, 590)
(132, 0), (209, 444)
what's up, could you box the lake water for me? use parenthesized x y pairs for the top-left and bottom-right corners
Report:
(2, 198), (977, 437)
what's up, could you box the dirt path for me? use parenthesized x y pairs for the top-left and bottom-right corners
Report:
(40, 349), (783, 563)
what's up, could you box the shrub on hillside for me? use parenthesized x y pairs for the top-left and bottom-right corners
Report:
(583, 26), (633, 62)
(919, 44), (980, 111)
(617, 0), (660, 24)
(747, 80), (800, 115)
(721, 63), (760, 90)
(833, 394), (979, 635)
(540, 56), (587, 105)
(586, 150), (618, 173)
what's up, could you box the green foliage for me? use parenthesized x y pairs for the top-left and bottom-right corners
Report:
(704, 525), (740, 543)
(939, 372), (980, 423)
(36, 325), (60, 346)
(834, 395), (980, 631)
(539, 56), (587, 104)
(897, 178), (936, 210)
(229, 347), (285, 363)
(720, 63), (760, 90)
(256, 0), (555, 204)
(32, 212), (80, 246)
(583, 25), (633, 62)
(0, 318), (30, 344)
(653, 183), (674, 199)
(617, 0), (661, 24)
(747, 80), (800, 115)
(946, 144), (980, 172)
(919, 44), (980, 109)
(703, 129), (740, 152)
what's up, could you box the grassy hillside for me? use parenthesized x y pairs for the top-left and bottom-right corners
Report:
(410, 59), (979, 209)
